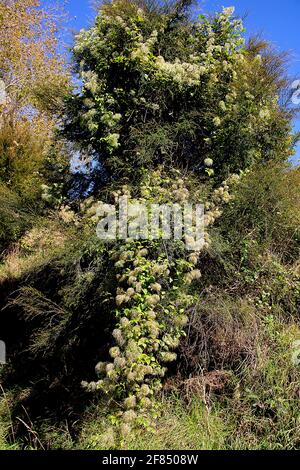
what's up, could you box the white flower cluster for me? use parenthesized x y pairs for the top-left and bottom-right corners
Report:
(102, 132), (120, 151)
(101, 111), (122, 129)
(83, 245), (174, 431)
(155, 56), (206, 87)
(82, 70), (101, 95)
(131, 30), (158, 64)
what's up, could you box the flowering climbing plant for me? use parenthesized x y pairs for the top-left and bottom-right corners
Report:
(81, 166), (241, 442)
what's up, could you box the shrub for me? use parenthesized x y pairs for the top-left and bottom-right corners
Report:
(219, 163), (300, 262)
(0, 184), (32, 257)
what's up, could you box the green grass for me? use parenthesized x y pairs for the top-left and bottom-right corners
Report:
(77, 396), (229, 450)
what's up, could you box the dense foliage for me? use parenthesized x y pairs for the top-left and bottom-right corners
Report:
(64, 0), (292, 185)
(0, 0), (70, 254)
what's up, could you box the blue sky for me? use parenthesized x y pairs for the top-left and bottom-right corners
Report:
(59, 0), (300, 162)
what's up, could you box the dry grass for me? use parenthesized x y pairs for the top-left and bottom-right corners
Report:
(0, 221), (70, 283)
